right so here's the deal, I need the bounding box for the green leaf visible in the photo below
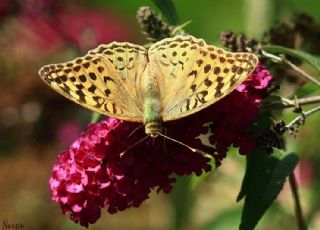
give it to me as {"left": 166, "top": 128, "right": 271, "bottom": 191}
{"left": 151, "top": 0, "right": 179, "bottom": 25}
{"left": 264, "top": 45, "right": 320, "bottom": 73}
{"left": 237, "top": 150, "right": 278, "bottom": 202}
{"left": 238, "top": 151, "right": 299, "bottom": 230}
{"left": 260, "top": 154, "right": 299, "bottom": 207}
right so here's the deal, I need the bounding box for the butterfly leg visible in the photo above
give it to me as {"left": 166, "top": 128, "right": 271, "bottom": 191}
{"left": 163, "top": 127, "right": 168, "bottom": 155}
{"left": 127, "top": 124, "right": 144, "bottom": 138}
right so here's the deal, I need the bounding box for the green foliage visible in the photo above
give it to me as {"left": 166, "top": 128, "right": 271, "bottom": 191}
{"left": 295, "top": 82, "right": 320, "bottom": 98}
{"left": 238, "top": 151, "right": 299, "bottom": 230}
{"left": 170, "top": 176, "right": 194, "bottom": 230}
{"left": 190, "top": 159, "right": 216, "bottom": 190}
{"left": 264, "top": 45, "right": 320, "bottom": 73}
{"left": 151, "top": 0, "right": 179, "bottom": 25}
{"left": 201, "top": 208, "right": 242, "bottom": 230}
{"left": 247, "top": 109, "right": 273, "bottom": 135}
{"left": 90, "top": 112, "right": 101, "bottom": 123}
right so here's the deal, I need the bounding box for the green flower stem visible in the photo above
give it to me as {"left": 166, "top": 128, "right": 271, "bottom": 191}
{"left": 285, "top": 105, "right": 320, "bottom": 130}
{"left": 289, "top": 173, "right": 307, "bottom": 230}
{"left": 262, "top": 95, "right": 320, "bottom": 110}
{"left": 261, "top": 50, "right": 320, "bottom": 87}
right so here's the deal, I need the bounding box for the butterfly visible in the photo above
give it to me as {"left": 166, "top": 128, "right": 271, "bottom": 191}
{"left": 39, "top": 35, "right": 258, "bottom": 138}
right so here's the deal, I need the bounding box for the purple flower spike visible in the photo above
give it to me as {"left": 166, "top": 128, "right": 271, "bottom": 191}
{"left": 49, "top": 62, "right": 273, "bottom": 227}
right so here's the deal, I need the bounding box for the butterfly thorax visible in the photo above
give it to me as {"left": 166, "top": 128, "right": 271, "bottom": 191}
{"left": 142, "top": 71, "right": 162, "bottom": 138}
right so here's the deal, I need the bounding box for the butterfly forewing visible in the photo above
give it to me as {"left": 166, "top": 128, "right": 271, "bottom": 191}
{"left": 39, "top": 35, "right": 259, "bottom": 126}
{"left": 88, "top": 42, "right": 147, "bottom": 108}
{"left": 39, "top": 42, "right": 148, "bottom": 122}
{"left": 148, "top": 35, "right": 258, "bottom": 121}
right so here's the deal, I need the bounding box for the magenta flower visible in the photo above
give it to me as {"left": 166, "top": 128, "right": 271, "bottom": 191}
{"left": 0, "top": 1, "right": 15, "bottom": 21}
{"left": 56, "top": 9, "right": 132, "bottom": 51}
{"left": 6, "top": 1, "right": 132, "bottom": 58}
{"left": 56, "top": 121, "right": 82, "bottom": 147}
{"left": 49, "top": 63, "right": 273, "bottom": 227}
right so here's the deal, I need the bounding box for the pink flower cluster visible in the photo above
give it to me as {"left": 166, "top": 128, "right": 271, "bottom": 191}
{"left": 49, "top": 63, "right": 273, "bottom": 227}
{"left": 50, "top": 118, "right": 211, "bottom": 227}
{"left": 208, "top": 63, "right": 273, "bottom": 161}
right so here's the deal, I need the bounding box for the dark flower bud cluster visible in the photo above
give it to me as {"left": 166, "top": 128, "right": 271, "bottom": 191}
{"left": 49, "top": 63, "right": 273, "bottom": 227}
{"left": 265, "top": 21, "right": 296, "bottom": 48}
{"left": 222, "top": 13, "right": 320, "bottom": 56}
{"left": 256, "top": 119, "right": 285, "bottom": 153}
{"left": 293, "top": 13, "right": 319, "bottom": 36}
{"left": 137, "top": 6, "right": 173, "bottom": 42}
{"left": 265, "top": 12, "right": 320, "bottom": 55}
{"left": 220, "top": 31, "right": 258, "bottom": 53}
{"left": 256, "top": 130, "right": 284, "bottom": 153}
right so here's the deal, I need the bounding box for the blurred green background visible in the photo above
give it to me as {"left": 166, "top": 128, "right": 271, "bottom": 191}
{"left": 1, "top": 0, "right": 320, "bottom": 229}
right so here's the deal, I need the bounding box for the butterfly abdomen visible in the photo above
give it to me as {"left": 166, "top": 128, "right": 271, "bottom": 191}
{"left": 142, "top": 71, "right": 162, "bottom": 137}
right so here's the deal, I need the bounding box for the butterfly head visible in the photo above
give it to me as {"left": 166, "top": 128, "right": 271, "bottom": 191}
{"left": 145, "top": 121, "right": 162, "bottom": 138}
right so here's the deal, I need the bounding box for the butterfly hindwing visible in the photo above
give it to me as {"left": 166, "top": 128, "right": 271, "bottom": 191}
{"left": 39, "top": 42, "right": 148, "bottom": 122}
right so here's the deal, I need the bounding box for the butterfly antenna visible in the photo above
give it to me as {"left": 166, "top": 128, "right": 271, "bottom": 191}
{"left": 156, "top": 132, "right": 198, "bottom": 153}
{"left": 127, "top": 124, "right": 144, "bottom": 138}
{"left": 120, "top": 135, "right": 149, "bottom": 157}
